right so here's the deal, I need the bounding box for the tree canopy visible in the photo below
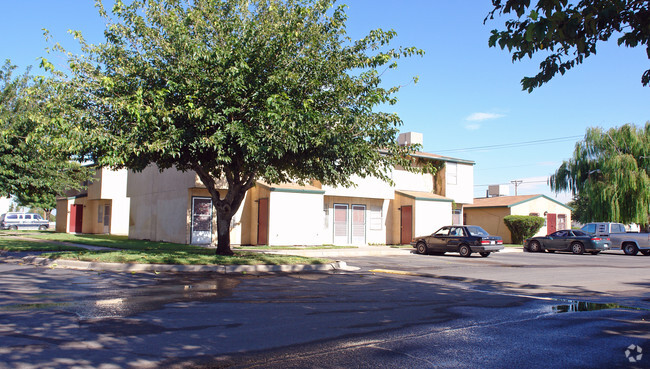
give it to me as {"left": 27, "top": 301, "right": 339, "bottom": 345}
{"left": 0, "top": 60, "right": 92, "bottom": 206}
{"left": 486, "top": 0, "right": 650, "bottom": 92}
{"left": 550, "top": 123, "right": 650, "bottom": 226}
{"left": 54, "top": 0, "right": 424, "bottom": 254}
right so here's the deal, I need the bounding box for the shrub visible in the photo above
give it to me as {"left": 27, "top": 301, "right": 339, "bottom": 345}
{"left": 503, "top": 215, "right": 545, "bottom": 244}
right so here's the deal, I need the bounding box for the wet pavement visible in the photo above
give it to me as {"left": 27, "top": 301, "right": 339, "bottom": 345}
{"left": 1, "top": 250, "right": 650, "bottom": 368}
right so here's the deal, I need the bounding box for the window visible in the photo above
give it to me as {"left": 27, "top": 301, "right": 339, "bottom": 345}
{"left": 24, "top": 214, "right": 32, "bottom": 220}
{"left": 98, "top": 205, "right": 104, "bottom": 223}
{"left": 529, "top": 212, "right": 539, "bottom": 217}
{"left": 582, "top": 224, "right": 596, "bottom": 234}
{"left": 370, "top": 206, "right": 382, "bottom": 230}
{"left": 434, "top": 227, "right": 450, "bottom": 236}
{"left": 558, "top": 214, "right": 566, "bottom": 230}
{"left": 446, "top": 162, "right": 457, "bottom": 185}
{"left": 7, "top": 214, "right": 17, "bottom": 220}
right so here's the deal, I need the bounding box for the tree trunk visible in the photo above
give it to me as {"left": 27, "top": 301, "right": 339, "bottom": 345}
{"left": 215, "top": 209, "right": 234, "bottom": 256}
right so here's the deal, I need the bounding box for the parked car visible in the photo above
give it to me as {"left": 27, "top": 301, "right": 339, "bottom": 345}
{"left": 0, "top": 212, "right": 50, "bottom": 230}
{"left": 525, "top": 229, "right": 610, "bottom": 255}
{"left": 411, "top": 225, "right": 503, "bottom": 257}
{"left": 581, "top": 222, "right": 650, "bottom": 256}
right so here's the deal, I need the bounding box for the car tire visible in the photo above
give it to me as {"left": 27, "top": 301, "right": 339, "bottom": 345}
{"left": 38, "top": 225, "right": 47, "bottom": 231}
{"left": 479, "top": 252, "right": 490, "bottom": 257}
{"left": 459, "top": 244, "right": 472, "bottom": 257}
{"left": 571, "top": 242, "right": 584, "bottom": 255}
{"left": 529, "top": 241, "right": 542, "bottom": 253}
{"left": 623, "top": 243, "right": 639, "bottom": 256}
{"left": 9, "top": 225, "right": 17, "bottom": 231}
{"left": 641, "top": 250, "right": 650, "bottom": 256}
{"left": 590, "top": 251, "right": 600, "bottom": 255}
{"left": 416, "top": 242, "right": 428, "bottom": 255}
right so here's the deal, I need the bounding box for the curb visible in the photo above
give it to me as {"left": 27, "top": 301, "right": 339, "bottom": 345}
{"left": 20, "top": 256, "right": 359, "bottom": 274}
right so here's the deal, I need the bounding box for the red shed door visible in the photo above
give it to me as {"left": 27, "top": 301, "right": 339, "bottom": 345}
{"left": 547, "top": 213, "right": 557, "bottom": 234}
{"left": 69, "top": 205, "right": 83, "bottom": 233}
{"left": 400, "top": 206, "right": 412, "bottom": 245}
{"left": 257, "top": 198, "right": 269, "bottom": 245}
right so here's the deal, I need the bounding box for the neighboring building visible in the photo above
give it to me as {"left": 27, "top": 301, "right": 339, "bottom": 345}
{"left": 126, "top": 132, "right": 476, "bottom": 246}
{"left": 463, "top": 194, "right": 573, "bottom": 244}
{"left": 55, "top": 168, "right": 130, "bottom": 235}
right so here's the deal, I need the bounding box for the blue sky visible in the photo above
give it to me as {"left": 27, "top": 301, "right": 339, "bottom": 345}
{"left": 1, "top": 0, "right": 649, "bottom": 204}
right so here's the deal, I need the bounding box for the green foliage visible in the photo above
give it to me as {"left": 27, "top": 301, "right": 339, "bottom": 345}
{"left": 0, "top": 60, "right": 93, "bottom": 204}
{"left": 55, "top": 0, "right": 424, "bottom": 254}
{"left": 485, "top": 0, "right": 650, "bottom": 92}
{"left": 550, "top": 123, "right": 650, "bottom": 226}
{"left": 503, "top": 215, "right": 545, "bottom": 244}
{"left": 566, "top": 195, "right": 590, "bottom": 224}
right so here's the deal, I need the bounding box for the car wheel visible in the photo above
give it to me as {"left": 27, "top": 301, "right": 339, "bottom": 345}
{"left": 416, "top": 242, "right": 428, "bottom": 255}
{"left": 479, "top": 252, "right": 490, "bottom": 257}
{"left": 623, "top": 243, "right": 639, "bottom": 256}
{"left": 641, "top": 250, "right": 650, "bottom": 256}
{"left": 9, "top": 225, "right": 17, "bottom": 231}
{"left": 590, "top": 251, "right": 600, "bottom": 255}
{"left": 571, "top": 242, "right": 584, "bottom": 255}
{"left": 529, "top": 241, "right": 542, "bottom": 253}
{"left": 458, "top": 244, "right": 472, "bottom": 257}
{"left": 38, "top": 225, "right": 47, "bottom": 231}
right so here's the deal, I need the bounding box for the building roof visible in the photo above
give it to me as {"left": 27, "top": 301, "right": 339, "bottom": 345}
{"left": 464, "top": 194, "right": 572, "bottom": 210}
{"left": 396, "top": 190, "right": 453, "bottom": 202}
{"left": 257, "top": 182, "right": 325, "bottom": 194}
{"left": 410, "top": 151, "right": 475, "bottom": 165}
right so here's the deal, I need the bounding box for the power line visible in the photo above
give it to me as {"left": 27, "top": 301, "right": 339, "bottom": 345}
{"left": 435, "top": 135, "right": 582, "bottom": 154}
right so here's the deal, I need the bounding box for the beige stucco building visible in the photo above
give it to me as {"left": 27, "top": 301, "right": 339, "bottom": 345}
{"left": 463, "top": 194, "right": 573, "bottom": 244}
{"left": 122, "top": 132, "right": 476, "bottom": 246}
{"left": 56, "top": 168, "right": 131, "bottom": 235}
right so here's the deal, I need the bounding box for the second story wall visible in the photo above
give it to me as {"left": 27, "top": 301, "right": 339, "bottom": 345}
{"left": 443, "top": 162, "right": 474, "bottom": 204}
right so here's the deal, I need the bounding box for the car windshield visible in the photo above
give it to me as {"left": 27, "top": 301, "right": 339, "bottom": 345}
{"left": 466, "top": 226, "right": 489, "bottom": 237}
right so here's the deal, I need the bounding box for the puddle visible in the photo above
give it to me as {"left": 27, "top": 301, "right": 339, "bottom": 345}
{"left": 552, "top": 300, "right": 647, "bottom": 313}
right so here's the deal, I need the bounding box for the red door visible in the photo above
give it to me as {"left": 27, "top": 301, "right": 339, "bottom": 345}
{"left": 69, "top": 205, "right": 83, "bottom": 233}
{"left": 400, "top": 206, "right": 412, "bottom": 245}
{"left": 547, "top": 213, "right": 557, "bottom": 234}
{"left": 257, "top": 198, "right": 269, "bottom": 245}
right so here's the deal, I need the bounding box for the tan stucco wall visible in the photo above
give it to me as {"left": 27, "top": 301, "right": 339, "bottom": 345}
{"left": 510, "top": 197, "right": 572, "bottom": 236}
{"left": 55, "top": 199, "right": 69, "bottom": 233}
{"left": 463, "top": 207, "right": 512, "bottom": 243}
{"left": 389, "top": 193, "right": 414, "bottom": 244}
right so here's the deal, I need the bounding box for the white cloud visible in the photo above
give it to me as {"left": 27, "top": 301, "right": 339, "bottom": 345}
{"left": 465, "top": 112, "right": 505, "bottom": 122}
{"left": 465, "top": 123, "right": 481, "bottom": 131}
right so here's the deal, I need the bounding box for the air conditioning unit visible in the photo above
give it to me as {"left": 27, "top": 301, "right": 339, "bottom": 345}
{"left": 488, "top": 184, "right": 509, "bottom": 197}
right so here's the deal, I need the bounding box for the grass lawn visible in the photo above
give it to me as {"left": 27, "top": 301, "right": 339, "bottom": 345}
{"left": 0, "top": 232, "right": 332, "bottom": 265}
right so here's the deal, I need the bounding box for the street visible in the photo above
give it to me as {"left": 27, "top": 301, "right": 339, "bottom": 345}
{"left": 1, "top": 250, "right": 649, "bottom": 368}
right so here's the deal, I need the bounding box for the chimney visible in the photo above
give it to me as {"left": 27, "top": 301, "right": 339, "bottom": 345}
{"left": 398, "top": 132, "right": 423, "bottom": 147}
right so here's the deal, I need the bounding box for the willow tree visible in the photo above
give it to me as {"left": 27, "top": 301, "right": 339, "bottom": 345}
{"left": 485, "top": 0, "right": 650, "bottom": 92}
{"left": 550, "top": 123, "right": 650, "bottom": 226}
{"left": 53, "top": 0, "right": 423, "bottom": 255}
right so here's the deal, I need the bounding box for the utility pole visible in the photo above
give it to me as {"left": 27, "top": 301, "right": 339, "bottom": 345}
{"left": 511, "top": 180, "right": 523, "bottom": 196}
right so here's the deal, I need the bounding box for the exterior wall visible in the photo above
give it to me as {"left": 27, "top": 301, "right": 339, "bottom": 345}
{"left": 464, "top": 207, "right": 513, "bottom": 243}
{"left": 444, "top": 162, "right": 474, "bottom": 204}
{"left": 413, "top": 199, "right": 452, "bottom": 237}
{"left": 322, "top": 174, "right": 395, "bottom": 199}
{"left": 392, "top": 167, "right": 435, "bottom": 193}
{"left": 510, "top": 198, "right": 572, "bottom": 237}
{"left": 389, "top": 194, "right": 414, "bottom": 244}
{"left": 268, "top": 190, "right": 324, "bottom": 246}
{"left": 55, "top": 198, "right": 69, "bottom": 233}
{"left": 323, "top": 196, "right": 388, "bottom": 245}
{"left": 127, "top": 166, "right": 197, "bottom": 244}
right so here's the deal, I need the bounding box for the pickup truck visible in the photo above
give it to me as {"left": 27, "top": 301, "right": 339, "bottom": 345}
{"left": 581, "top": 222, "right": 650, "bottom": 256}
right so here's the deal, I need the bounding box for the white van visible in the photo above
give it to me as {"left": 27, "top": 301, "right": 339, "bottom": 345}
{"left": 0, "top": 212, "right": 50, "bottom": 230}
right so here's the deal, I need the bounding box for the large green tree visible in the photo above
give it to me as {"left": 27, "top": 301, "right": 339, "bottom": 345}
{"left": 485, "top": 0, "right": 650, "bottom": 92}
{"left": 550, "top": 123, "right": 650, "bottom": 226}
{"left": 55, "top": 0, "right": 424, "bottom": 255}
{"left": 0, "top": 60, "right": 91, "bottom": 207}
